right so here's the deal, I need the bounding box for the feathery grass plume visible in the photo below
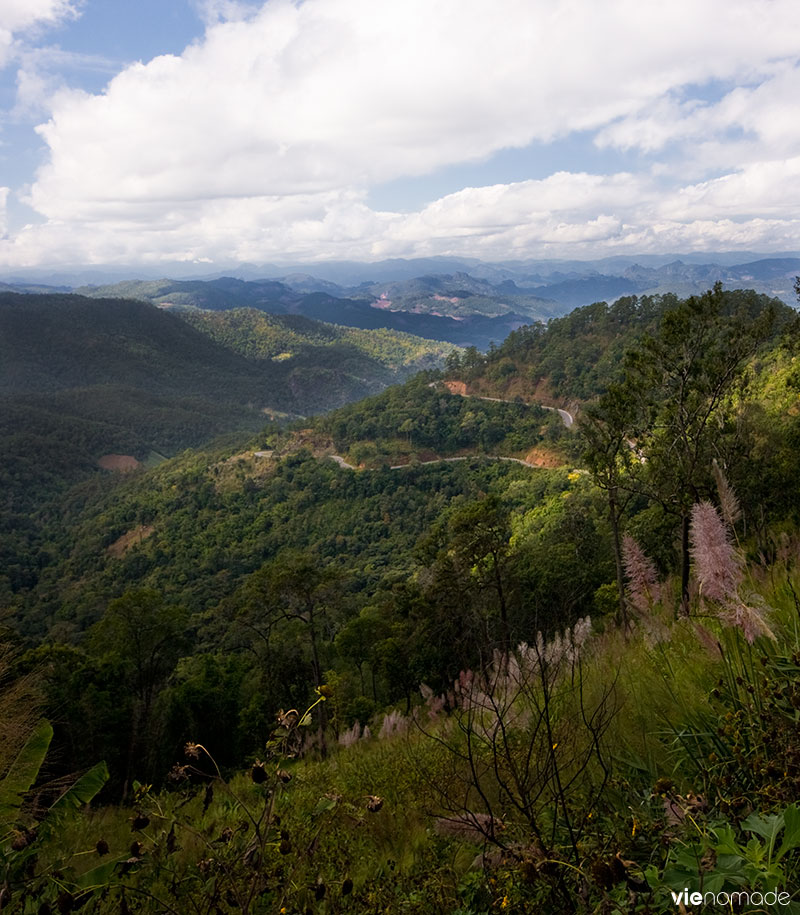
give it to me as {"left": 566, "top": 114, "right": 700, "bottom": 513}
{"left": 338, "top": 722, "right": 362, "bottom": 748}
{"left": 693, "top": 622, "right": 722, "bottom": 658}
{"left": 712, "top": 459, "right": 741, "bottom": 527}
{"left": 419, "top": 683, "right": 446, "bottom": 718}
{"left": 723, "top": 594, "right": 776, "bottom": 644}
{"left": 689, "top": 501, "right": 742, "bottom": 602}
{"left": 378, "top": 709, "right": 408, "bottom": 739}
{"left": 622, "top": 534, "right": 661, "bottom": 613}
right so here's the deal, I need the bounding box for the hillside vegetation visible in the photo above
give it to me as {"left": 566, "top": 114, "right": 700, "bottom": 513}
{"left": 0, "top": 292, "right": 455, "bottom": 620}
{"left": 444, "top": 287, "right": 795, "bottom": 405}
{"left": 3, "top": 284, "right": 800, "bottom": 913}
{"left": 178, "top": 307, "right": 455, "bottom": 374}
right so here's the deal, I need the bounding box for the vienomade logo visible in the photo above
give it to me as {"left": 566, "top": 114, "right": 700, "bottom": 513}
{"left": 670, "top": 888, "right": 792, "bottom": 908}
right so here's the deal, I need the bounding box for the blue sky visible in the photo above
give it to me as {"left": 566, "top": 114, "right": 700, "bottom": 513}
{"left": 1, "top": 0, "right": 800, "bottom": 269}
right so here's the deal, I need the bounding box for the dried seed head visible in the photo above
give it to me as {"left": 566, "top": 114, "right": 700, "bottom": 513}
{"left": 184, "top": 742, "right": 202, "bottom": 760}
{"left": 216, "top": 827, "right": 234, "bottom": 844}
{"left": 366, "top": 795, "right": 383, "bottom": 812}
{"left": 11, "top": 829, "right": 31, "bottom": 851}
{"left": 277, "top": 709, "right": 299, "bottom": 728}
{"left": 168, "top": 764, "right": 190, "bottom": 783}
{"left": 277, "top": 769, "right": 292, "bottom": 784}
{"left": 95, "top": 839, "right": 109, "bottom": 856}
{"left": 652, "top": 777, "right": 675, "bottom": 796}
{"left": 342, "top": 877, "right": 353, "bottom": 896}
{"left": 131, "top": 812, "right": 150, "bottom": 831}
{"left": 250, "top": 761, "right": 267, "bottom": 784}
{"left": 591, "top": 860, "right": 615, "bottom": 891}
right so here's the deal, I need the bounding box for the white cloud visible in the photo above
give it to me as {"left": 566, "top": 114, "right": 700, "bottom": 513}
{"left": 7, "top": 165, "right": 800, "bottom": 267}
{"left": 0, "top": 0, "right": 76, "bottom": 34}
{"left": 596, "top": 62, "right": 800, "bottom": 179}
{"left": 4, "top": 0, "right": 800, "bottom": 265}
{"left": 12, "top": 48, "right": 122, "bottom": 118}
{"left": 0, "top": 0, "right": 78, "bottom": 68}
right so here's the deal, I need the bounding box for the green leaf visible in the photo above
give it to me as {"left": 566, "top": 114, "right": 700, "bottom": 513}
{"left": 49, "top": 762, "right": 109, "bottom": 817}
{"left": 741, "top": 811, "right": 783, "bottom": 842}
{"left": 713, "top": 824, "right": 742, "bottom": 856}
{"left": 312, "top": 796, "right": 339, "bottom": 816}
{"left": 0, "top": 719, "right": 53, "bottom": 826}
{"left": 777, "top": 804, "right": 800, "bottom": 861}
{"left": 74, "top": 854, "right": 128, "bottom": 890}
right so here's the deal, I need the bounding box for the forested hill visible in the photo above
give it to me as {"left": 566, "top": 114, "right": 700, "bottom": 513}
{"left": 177, "top": 307, "right": 456, "bottom": 373}
{"left": 445, "top": 287, "right": 796, "bottom": 405}
{"left": 0, "top": 292, "right": 281, "bottom": 398}
{"left": 0, "top": 293, "right": 456, "bottom": 599}
{"left": 0, "top": 292, "right": 456, "bottom": 417}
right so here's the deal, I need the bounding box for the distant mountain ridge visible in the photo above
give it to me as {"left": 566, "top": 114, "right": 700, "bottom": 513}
{"left": 3, "top": 254, "right": 797, "bottom": 352}
{"left": 73, "top": 277, "right": 535, "bottom": 349}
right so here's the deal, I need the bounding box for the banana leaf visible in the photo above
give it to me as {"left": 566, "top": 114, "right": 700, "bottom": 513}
{"left": 0, "top": 719, "right": 53, "bottom": 826}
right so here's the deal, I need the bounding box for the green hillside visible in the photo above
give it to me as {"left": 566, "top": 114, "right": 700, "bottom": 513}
{"left": 4, "top": 284, "right": 800, "bottom": 914}
{"left": 178, "top": 306, "right": 456, "bottom": 376}
{"left": 0, "top": 293, "right": 456, "bottom": 612}
{"left": 446, "top": 287, "right": 795, "bottom": 405}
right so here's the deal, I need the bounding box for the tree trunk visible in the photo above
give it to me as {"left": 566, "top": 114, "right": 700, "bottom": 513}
{"left": 608, "top": 491, "right": 629, "bottom": 630}
{"left": 680, "top": 513, "right": 691, "bottom": 617}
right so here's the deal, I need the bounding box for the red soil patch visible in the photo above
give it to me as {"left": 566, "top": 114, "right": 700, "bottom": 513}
{"left": 97, "top": 454, "right": 142, "bottom": 472}
{"left": 444, "top": 380, "right": 469, "bottom": 395}
{"left": 107, "top": 525, "right": 155, "bottom": 558}
{"left": 524, "top": 447, "right": 564, "bottom": 468}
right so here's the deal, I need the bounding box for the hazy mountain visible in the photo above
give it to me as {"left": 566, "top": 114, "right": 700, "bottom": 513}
{"left": 74, "top": 277, "right": 535, "bottom": 348}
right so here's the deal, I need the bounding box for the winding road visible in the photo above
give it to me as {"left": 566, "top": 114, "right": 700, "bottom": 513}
{"left": 328, "top": 453, "right": 545, "bottom": 472}
{"left": 451, "top": 392, "right": 574, "bottom": 428}
{"left": 327, "top": 386, "right": 575, "bottom": 472}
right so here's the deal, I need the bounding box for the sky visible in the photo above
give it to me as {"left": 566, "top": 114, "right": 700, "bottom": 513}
{"left": 1, "top": 0, "right": 800, "bottom": 270}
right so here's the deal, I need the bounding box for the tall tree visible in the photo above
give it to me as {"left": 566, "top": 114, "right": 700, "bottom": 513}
{"left": 90, "top": 589, "right": 188, "bottom": 794}
{"left": 592, "top": 285, "right": 782, "bottom": 613}
{"left": 580, "top": 383, "right": 639, "bottom": 626}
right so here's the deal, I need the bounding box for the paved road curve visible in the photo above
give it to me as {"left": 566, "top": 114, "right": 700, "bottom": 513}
{"left": 454, "top": 392, "right": 574, "bottom": 428}
{"left": 329, "top": 453, "right": 545, "bottom": 472}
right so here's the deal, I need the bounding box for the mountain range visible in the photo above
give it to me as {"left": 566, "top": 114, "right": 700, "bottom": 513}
{"left": 2, "top": 253, "right": 797, "bottom": 351}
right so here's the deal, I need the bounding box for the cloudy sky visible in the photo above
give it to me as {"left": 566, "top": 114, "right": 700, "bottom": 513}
{"left": 1, "top": 0, "right": 800, "bottom": 269}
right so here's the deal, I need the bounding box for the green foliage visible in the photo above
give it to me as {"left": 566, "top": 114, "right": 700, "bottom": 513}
{"left": 0, "top": 708, "right": 109, "bottom": 912}
{"left": 179, "top": 306, "right": 458, "bottom": 373}
{"left": 657, "top": 803, "right": 800, "bottom": 911}
{"left": 321, "top": 373, "right": 550, "bottom": 463}
{"left": 0, "top": 719, "right": 53, "bottom": 828}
